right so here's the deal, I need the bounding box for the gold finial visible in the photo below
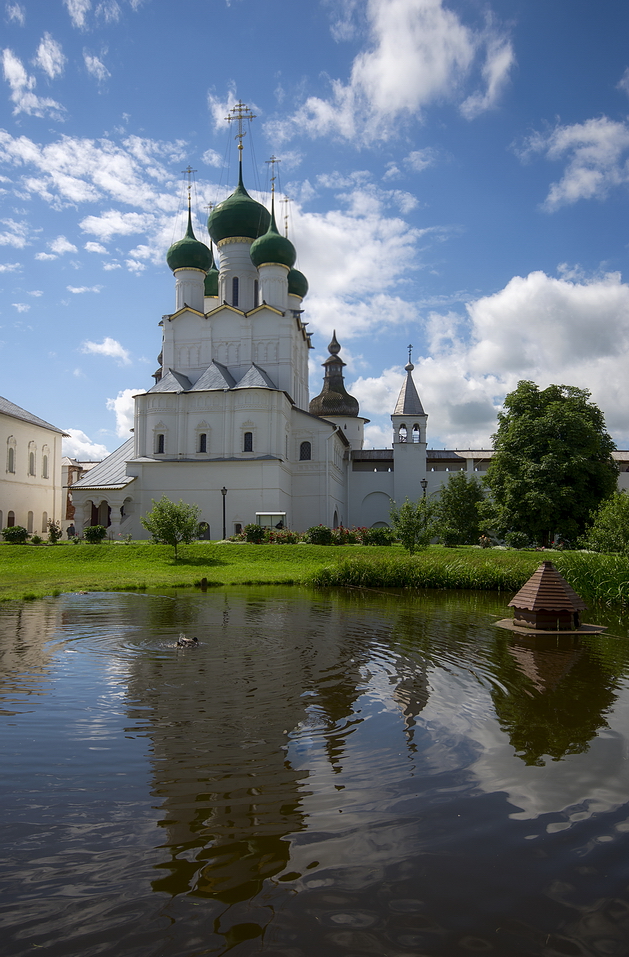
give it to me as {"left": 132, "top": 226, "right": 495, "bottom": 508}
{"left": 265, "top": 154, "right": 280, "bottom": 193}
{"left": 282, "top": 194, "right": 291, "bottom": 238}
{"left": 226, "top": 100, "right": 257, "bottom": 153}
{"left": 181, "top": 165, "right": 197, "bottom": 208}
{"left": 408, "top": 343, "right": 413, "bottom": 364}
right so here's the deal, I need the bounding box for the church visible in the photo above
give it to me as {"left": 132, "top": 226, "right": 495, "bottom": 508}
{"left": 70, "top": 128, "right": 629, "bottom": 540}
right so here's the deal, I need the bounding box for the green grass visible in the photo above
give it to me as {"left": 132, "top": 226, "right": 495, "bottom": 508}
{"left": 1, "top": 541, "right": 628, "bottom": 607}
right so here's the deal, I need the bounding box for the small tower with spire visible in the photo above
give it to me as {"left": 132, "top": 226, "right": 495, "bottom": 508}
{"left": 166, "top": 167, "right": 212, "bottom": 313}
{"left": 309, "top": 332, "right": 368, "bottom": 449}
{"left": 391, "top": 347, "right": 429, "bottom": 501}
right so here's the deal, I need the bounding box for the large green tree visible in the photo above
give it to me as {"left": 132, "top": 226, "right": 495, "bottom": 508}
{"left": 435, "top": 470, "right": 484, "bottom": 545}
{"left": 141, "top": 496, "right": 201, "bottom": 559}
{"left": 390, "top": 497, "right": 437, "bottom": 554}
{"left": 483, "top": 381, "right": 618, "bottom": 546}
{"left": 581, "top": 491, "right": 629, "bottom": 555}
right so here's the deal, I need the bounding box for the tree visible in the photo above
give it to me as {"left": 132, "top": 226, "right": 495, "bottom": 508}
{"left": 390, "top": 497, "right": 436, "bottom": 555}
{"left": 141, "top": 496, "right": 201, "bottom": 559}
{"left": 435, "top": 470, "right": 484, "bottom": 545}
{"left": 581, "top": 492, "right": 629, "bottom": 555}
{"left": 47, "top": 519, "right": 63, "bottom": 544}
{"left": 484, "top": 381, "right": 618, "bottom": 546}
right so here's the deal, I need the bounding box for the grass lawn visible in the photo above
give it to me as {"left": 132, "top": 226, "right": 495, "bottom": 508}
{"left": 2, "top": 539, "right": 627, "bottom": 606}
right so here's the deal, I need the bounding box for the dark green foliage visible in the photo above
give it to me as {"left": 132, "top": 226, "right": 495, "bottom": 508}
{"left": 83, "top": 525, "right": 107, "bottom": 544}
{"left": 140, "top": 497, "right": 200, "bottom": 558}
{"left": 390, "top": 498, "right": 436, "bottom": 554}
{"left": 435, "top": 470, "right": 484, "bottom": 545}
{"left": 361, "top": 526, "right": 395, "bottom": 546}
{"left": 31, "top": 535, "right": 43, "bottom": 545}
{"left": 47, "top": 520, "right": 63, "bottom": 544}
{"left": 484, "top": 381, "right": 618, "bottom": 545}
{"left": 504, "top": 531, "right": 530, "bottom": 549}
{"left": 2, "top": 525, "right": 29, "bottom": 544}
{"left": 581, "top": 492, "right": 629, "bottom": 555}
{"left": 306, "top": 524, "right": 333, "bottom": 545}
{"left": 244, "top": 523, "right": 267, "bottom": 543}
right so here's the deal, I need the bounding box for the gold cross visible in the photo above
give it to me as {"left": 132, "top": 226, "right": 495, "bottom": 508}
{"left": 225, "top": 100, "right": 256, "bottom": 152}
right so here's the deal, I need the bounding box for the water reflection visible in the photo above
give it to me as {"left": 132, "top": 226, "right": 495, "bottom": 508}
{"left": 1, "top": 588, "right": 629, "bottom": 956}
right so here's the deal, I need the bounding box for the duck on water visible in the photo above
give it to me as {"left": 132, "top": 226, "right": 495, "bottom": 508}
{"left": 176, "top": 634, "right": 199, "bottom": 648}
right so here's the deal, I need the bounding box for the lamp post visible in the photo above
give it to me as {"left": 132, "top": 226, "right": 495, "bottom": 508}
{"left": 421, "top": 478, "right": 428, "bottom": 498}
{"left": 221, "top": 487, "right": 227, "bottom": 540}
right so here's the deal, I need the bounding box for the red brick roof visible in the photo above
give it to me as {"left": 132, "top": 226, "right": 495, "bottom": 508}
{"left": 508, "top": 561, "right": 587, "bottom": 612}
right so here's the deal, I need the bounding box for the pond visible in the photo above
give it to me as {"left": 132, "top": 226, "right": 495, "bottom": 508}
{"left": 2, "top": 587, "right": 629, "bottom": 957}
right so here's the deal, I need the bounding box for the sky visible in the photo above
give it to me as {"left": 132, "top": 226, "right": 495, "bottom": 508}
{"left": 3, "top": 0, "right": 629, "bottom": 458}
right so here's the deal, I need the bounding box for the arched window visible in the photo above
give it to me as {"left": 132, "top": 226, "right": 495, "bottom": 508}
{"left": 29, "top": 452, "right": 35, "bottom": 475}
{"left": 156, "top": 434, "right": 165, "bottom": 454}
{"left": 198, "top": 433, "right": 207, "bottom": 453}
{"left": 243, "top": 431, "right": 253, "bottom": 452}
{"left": 27, "top": 511, "right": 33, "bottom": 533}
{"left": 42, "top": 511, "right": 48, "bottom": 531}
{"left": 7, "top": 511, "right": 15, "bottom": 527}
{"left": 7, "top": 447, "right": 14, "bottom": 473}
{"left": 42, "top": 455, "right": 49, "bottom": 478}
{"left": 232, "top": 276, "right": 239, "bottom": 307}
{"left": 254, "top": 279, "right": 259, "bottom": 307}
{"left": 299, "top": 441, "right": 312, "bottom": 461}
{"left": 398, "top": 424, "right": 407, "bottom": 443}
{"left": 412, "top": 424, "right": 420, "bottom": 443}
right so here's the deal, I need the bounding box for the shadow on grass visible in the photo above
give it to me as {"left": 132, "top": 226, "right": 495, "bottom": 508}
{"left": 170, "top": 553, "right": 230, "bottom": 567}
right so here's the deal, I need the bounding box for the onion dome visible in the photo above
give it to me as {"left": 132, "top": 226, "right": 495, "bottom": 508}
{"left": 208, "top": 163, "right": 271, "bottom": 244}
{"left": 166, "top": 207, "right": 213, "bottom": 273}
{"left": 204, "top": 245, "right": 219, "bottom": 297}
{"left": 250, "top": 199, "right": 296, "bottom": 268}
{"left": 309, "top": 331, "right": 359, "bottom": 417}
{"left": 288, "top": 267, "right": 308, "bottom": 299}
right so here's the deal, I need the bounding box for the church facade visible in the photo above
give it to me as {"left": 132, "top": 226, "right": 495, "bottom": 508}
{"left": 70, "top": 161, "right": 629, "bottom": 540}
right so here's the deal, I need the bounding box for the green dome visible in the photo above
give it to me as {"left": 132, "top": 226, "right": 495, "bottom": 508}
{"left": 250, "top": 203, "right": 296, "bottom": 268}
{"left": 166, "top": 209, "right": 212, "bottom": 273}
{"left": 288, "top": 267, "right": 308, "bottom": 299}
{"left": 204, "top": 246, "right": 219, "bottom": 296}
{"left": 208, "top": 165, "right": 271, "bottom": 244}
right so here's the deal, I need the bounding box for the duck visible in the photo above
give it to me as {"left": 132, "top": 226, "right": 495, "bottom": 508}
{"left": 176, "top": 634, "right": 199, "bottom": 648}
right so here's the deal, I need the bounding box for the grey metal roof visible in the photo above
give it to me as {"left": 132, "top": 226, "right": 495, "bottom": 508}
{"left": 234, "top": 363, "right": 278, "bottom": 390}
{"left": 393, "top": 370, "right": 425, "bottom": 416}
{"left": 352, "top": 450, "right": 394, "bottom": 460}
{"left": 147, "top": 369, "right": 192, "bottom": 393}
{"left": 191, "top": 361, "right": 236, "bottom": 391}
{"left": 0, "top": 395, "right": 69, "bottom": 435}
{"left": 71, "top": 437, "right": 135, "bottom": 490}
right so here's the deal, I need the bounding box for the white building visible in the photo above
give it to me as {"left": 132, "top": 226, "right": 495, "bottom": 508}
{"left": 70, "top": 161, "right": 629, "bottom": 540}
{"left": 0, "top": 396, "right": 67, "bottom": 534}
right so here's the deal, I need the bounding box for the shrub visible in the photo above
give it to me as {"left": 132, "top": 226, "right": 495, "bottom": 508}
{"left": 2, "top": 525, "right": 29, "bottom": 544}
{"left": 84, "top": 524, "right": 108, "bottom": 544}
{"left": 479, "top": 535, "right": 493, "bottom": 548}
{"left": 439, "top": 526, "right": 461, "bottom": 547}
{"left": 306, "top": 524, "right": 333, "bottom": 545}
{"left": 361, "top": 526, "right": 394, "bottom": 546}
{"left": 390, "top": 498, "right": 436, "bottom": 555}
{"left": 47, "top": 519, "right": 63, "bottom": 544}
{"left": 505, "top": 530, "right": 530, "bottom": 549}
{"left": 244, "top": 523, "right": 267, "bottom": 544}
{"left": 31, "top": 535, "right": 43, "bottom": 545}
{"left": 267, "top": 528, "right": 302, "bottom": 544}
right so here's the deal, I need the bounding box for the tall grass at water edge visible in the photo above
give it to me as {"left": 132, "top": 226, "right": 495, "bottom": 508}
{"left": 308, "top": 550, "right": 629, "bottom": 608}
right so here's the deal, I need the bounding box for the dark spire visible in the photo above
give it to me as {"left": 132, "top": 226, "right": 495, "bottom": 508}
{"left": 309, "top": 331, "right": 359, "bottom": 417}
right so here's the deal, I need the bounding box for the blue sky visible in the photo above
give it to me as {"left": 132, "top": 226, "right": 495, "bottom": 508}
{"left": 2, "top": 0, "right": 629, "bottom": 458}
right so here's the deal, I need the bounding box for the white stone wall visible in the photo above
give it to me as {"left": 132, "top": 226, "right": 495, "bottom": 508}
{"left": 0, "top": 412, "right": 64, "bottom": 534}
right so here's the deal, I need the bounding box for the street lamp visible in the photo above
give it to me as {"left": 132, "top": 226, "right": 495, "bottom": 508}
{"left": 420, "top": 478, "right": 428, "bottom": 498}
{"left": 221, "top": 486, "right": 227, "bottom": 540}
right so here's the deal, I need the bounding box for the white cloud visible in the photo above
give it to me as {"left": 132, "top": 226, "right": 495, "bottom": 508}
{"left": 0, "top": 261, "right": 20, "bottom": 271}
{"left": 354, "top": 269, "right": 629, "bottom": 449}
{"left": 102, "top": 260, "right": 121, "bottom": 270}
{"left": 34, "top": 252, "right": 56, "bottom": 260}
{"left": 68, "top": 284, "right": 102, "bottom": 293}
{"left": 63, "top": 428, "right": 110, "bottom": 459}
{"left": 201, "top": 148, "right": 224, "bottom": 168}
{"left": 84, "top": 240, "right": 108, "bottom": 253}
{"left": 82, "top": 336, "right": 130, "bottom": 364}
{"left": 28, "top": 289, "right": 43, "bottom": 296}
{"left": 404, "top": 148, "right": 439, "bottom": 172}
{"left": 125, "top": 258, "right": 145, "bottom": 272}
{"left": 518, "top": 117, "right": 629, "bottom": 210}
{"left": 0, "top": 217, "right": 28, "bottom": 246}
{"left": 5, "top": 3, "right": 25, "bottom": 26}
{"left": 84, "top": 52, "right": 110, "bottom": 82}
{"left": 80, "top": 209, "right": 155, "bottom": 240}
{"left": 33, "top": 33, "right": 66, "bottom": 80}
{"left": 1, "top": 48, "right": 65, "bottom": 118}
{"left": 268, "top": 0, "right": 513, "bottom": 144}
{"left": 51, "top": 235, "right": 78, "bottom": 254}
{"left": 12, "top": 301, "right": 29, "bottom": 311}
{"left": 207, "top": 84, "right": 240, "bottom": 130}
{"left": 617, "top": 67, "right": 629, "bottom": 97}
{"left": 106, "top": 386, "right": 145, "bottom": 436}
{"left": 65, "top": 0, "right": 91, "bottom": 30}
{"left": 96, "top": 1, "right": 120, "bottom": 23}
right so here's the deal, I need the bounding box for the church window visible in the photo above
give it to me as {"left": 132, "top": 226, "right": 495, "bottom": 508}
{"left": 29, "top": 452, "right": 35, "bottom": 475}
{"left": 232, "top": 276, "right": 239, "bottom": 307}
{"left": 27, "top": 511, "right": 33, "bottom": 533}
{"left": 7, "top": 446, "right": 14, "bottom": 473}
{"left": 198, "top": 433, "right": 207, "bottom": 453}
{"left": 299, "top": 441, "right": 312, "bottom": 461}
{"left": 156, "top": 434, "right": 165, "bottom": 454}
{"left": 0, "top": 511, "right": 3, "bottom": 529}
{"left": 42, "top": 511, "right": 47, "bottom": 531}
{"left": 7, "top": 511, "right": 15, "bottom": 527}
{"left": 398, "top": 424, "right": 407, "bottom": 443}
{"left": 412, "top": 424, "right": 420, "bottom": 443}
{"left": 243, "top": 431, "right": 253, "bottom": 452}
{"left": 254, "top": 279, "right": 259, "bottom": 307}
{"left": 42, "top": 455, "right": 49, "bottom": 478}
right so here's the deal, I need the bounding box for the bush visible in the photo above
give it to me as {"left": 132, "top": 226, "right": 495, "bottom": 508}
{"left": 306, "top": 524, "right": 333, "bottom": 545}
{"left": 267, "top": 528, "right": 302, "bottom": 544}
{"left": 244, "top": 523, "right": 267, "bottom": 544}
{"left": 2, "top": 525, "right": 29, "bottom": 544}
{"left": 31, "top": 535, "right": 43, "bottom": 545}
{"left": 390, "top": 498, "right": 436, "bottom": 555}
{"left": 479, "top": 535, "right": 493, "bottom": 548}
{"left": 84, "top": 525, "right": 108, "bottom": 544}
{"left": 505, "top": 530, "right": 530, "bottom": 549}
{"left": 361, "top": 526, "right": 394, "bottom": 546}
{"left": 439, "top": 526, "right": 461, "bottom": 547}
{"left": 47, "top": 519, "right": 63, "bottom": 544}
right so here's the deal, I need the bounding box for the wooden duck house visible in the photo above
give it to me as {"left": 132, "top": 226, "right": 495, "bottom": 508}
{"left": 496, "top": 561, "right": 605, "bottom": 635}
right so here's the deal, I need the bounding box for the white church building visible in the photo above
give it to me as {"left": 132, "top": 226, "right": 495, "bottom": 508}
{"left": 70, "top": 151, "right": 629, "bottom": 540}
